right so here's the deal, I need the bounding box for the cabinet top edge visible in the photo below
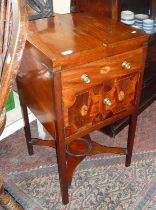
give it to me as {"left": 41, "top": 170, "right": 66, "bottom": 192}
{"left": 27, "top": 12, "right": 149, "bottom": 62}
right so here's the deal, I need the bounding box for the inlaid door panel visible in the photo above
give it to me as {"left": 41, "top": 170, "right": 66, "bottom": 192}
{"left": 65, "top": 84, "right": 103, "bottom": 136}
{"left": 102, "top": 73, "right": 139, "bottom": 119}
{"left": 64, "top": 73, "right": 139, "bottom": 136}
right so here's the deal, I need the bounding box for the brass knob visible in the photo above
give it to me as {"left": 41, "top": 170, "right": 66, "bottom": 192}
{"left": 103, "top": 98, "right": 112, "bottom": 106}
{"left": 81, "top": 74, "right": 91, "bottom": 84}
{"left": 122, "top": 61, "right": 131, "bottom": 70}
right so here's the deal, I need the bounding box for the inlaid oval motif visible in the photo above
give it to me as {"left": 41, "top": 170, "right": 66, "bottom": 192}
{"left": 80, "top": 105, "right": 88, "bottom": 117}
{"left": 100, "top": 66, "right": 111, "bottom": 74}
{"left": 118, "top": 90, "right": 125, "bottom": 101}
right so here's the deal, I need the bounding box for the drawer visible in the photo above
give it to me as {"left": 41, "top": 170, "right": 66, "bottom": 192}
{"left": 64, "top": 73, "right": 139, "bottom": 136}
{"left": 61, "top": 48, "right": 143, "bottom": 102}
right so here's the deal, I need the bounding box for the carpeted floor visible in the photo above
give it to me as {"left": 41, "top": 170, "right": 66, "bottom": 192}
{"left": 4, "top": 150, "right": 156, "bottom": 210}
{"left": 0, "top": 101, "right": 156, "bottom": 209}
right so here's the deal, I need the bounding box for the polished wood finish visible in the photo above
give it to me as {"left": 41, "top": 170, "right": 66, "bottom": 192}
{"left": 0, "top": 0, "right": 28, "bottom": 209}
{"left": 66, "top": 134, "right": 126, "bottom": 186}
{"left": 95, "top": 0, "right": 156, "bottom": 137}
{"left": 53, "top": 70, "right": 69, "bottom": 204}
{"left": 17, "top": 12, "right": 148, "bottom": 204}
{"left": 64, "top": 73, "right": 139, "bottom": 136}
{"left": 76, "top": 0, "right": 156, "bottom": 137}
{"left": 16, "top": 83, "right": 34, "bottom": 155}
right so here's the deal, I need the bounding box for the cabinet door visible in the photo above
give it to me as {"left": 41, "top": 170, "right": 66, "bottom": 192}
{"left": 65, "top": 73, "right": 139, "bottom": 136}
{"left": 102, "top": 73, "right": 139, "bottom": 119}
{"left": 66, "top": 84, "right": 103, "bottom": 134}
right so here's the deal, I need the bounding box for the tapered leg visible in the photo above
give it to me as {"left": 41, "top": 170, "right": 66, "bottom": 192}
{"left": 16, "top": 79, "right": 34, "bottom": 155}
{"left": 22, "top": 102, "right": 34, "bottom": 155}
{"left": 53, "top": 71, "right": 69, "bottom": 204}
{"left": 126, "top": 113, "right": 137, "bottom": 167}
{"left": 126, "top": 47, "right": 147, "bottom": 167}
{"left": 55, "top": 136, "right": 69, "bottom": 205}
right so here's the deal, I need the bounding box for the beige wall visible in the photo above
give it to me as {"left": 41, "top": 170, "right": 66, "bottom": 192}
{"left": 53, "top": 0, "right": 71, "bottom": 14}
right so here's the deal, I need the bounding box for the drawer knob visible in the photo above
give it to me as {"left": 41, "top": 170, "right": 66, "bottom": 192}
{"left": 81, "top": 74, "right": 91, "bottom": 84}
{"left": 122, "top": 61, "right": 131, "bottom": 70}
{"left": 103, "top": 98, "right": 112, "bottom": 106}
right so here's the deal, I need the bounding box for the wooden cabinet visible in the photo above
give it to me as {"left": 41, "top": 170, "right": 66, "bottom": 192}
{"left": 72, "top": 0, "right": 156, "bottom": 136}
{"left": 64, "top": 72, "right": 139, "bottom": 136}
{"left": 62, "top": 48, "right": 143, "bottom": 136}
{"left": 71, "top": 0, "right": 120, "bottom": 19}
{"left": 103, "top": 0, "right": 156, "bottom": 136}
{"left": 17, "top": 13, "right": 148, "bottom": 204}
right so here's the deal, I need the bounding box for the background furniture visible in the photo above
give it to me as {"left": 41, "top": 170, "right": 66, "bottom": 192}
{"left": 72, "top": 0, "right": 156, "bottom": 137}
{"left": 71, "top": 0, "right": 120, "bottom": 19}
{"left": 0, "top": 0, "right": 27, "bottom": 208}
{"left": 17, "top": 11, "right": 148, "bottom": 204}
{"left": 121, "top": 0, "right": 151, "bottom": 15}
{"left": 28, "top": 0, "right": 53, "bottom": 20}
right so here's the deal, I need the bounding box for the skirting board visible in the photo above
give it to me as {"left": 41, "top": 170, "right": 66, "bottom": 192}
{"left": 0, "top": 113, "right": 36, "bottom": 141}
{"left": 0, "top": 92, "right": 36, "bottom": 141}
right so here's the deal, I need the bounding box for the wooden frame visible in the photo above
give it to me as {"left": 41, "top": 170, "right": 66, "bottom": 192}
{"left": 0, "top": 0, "right": 28, "bottom": 117}
{"left": 0, "top": 0, "right": 28, "bottom": 209}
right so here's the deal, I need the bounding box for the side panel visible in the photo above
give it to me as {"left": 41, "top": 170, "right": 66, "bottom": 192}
{"left": 17, "top": 41, "right": 56, "bottom": 138}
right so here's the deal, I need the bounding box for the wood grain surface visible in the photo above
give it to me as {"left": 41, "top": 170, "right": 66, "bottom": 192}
{"left": 17, "top": 10, "right": 148, "bottom": 204}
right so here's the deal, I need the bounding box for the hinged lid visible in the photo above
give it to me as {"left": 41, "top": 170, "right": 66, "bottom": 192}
{"left": 28, "top": 13, "right": 148, "bottom": 69}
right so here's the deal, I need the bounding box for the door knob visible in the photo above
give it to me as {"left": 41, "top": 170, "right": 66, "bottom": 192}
{"left": 122, "top": 61, "right": 131, "bottom": 70}
{"left": 81, "top": 74, "right": 91, "bottom": 84}
{"left": 103, "top": 98, "right": 112, "bottom": 106}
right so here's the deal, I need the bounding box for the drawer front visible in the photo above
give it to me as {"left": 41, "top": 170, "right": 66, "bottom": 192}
{"left": 61, "top": 48, "right": 143, "bottom": 101}
{"left": 64, "top": 73, "right": 139, "bottom": 136}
